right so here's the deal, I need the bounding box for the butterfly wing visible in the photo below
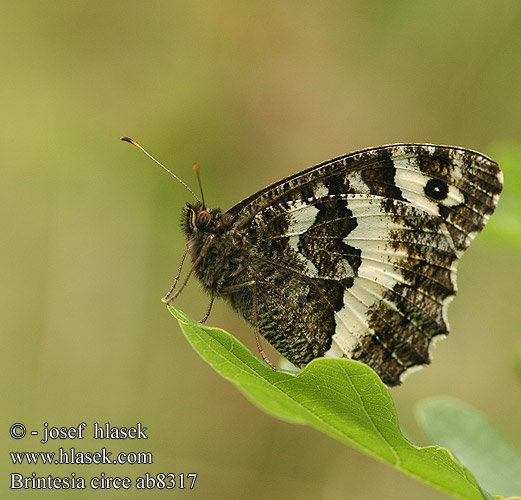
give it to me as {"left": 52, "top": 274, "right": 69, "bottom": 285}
{"left": 227, "top": 144, "right": 502, "bottom": 385}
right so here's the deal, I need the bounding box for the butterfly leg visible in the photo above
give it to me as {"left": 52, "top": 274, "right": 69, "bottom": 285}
{"left": 199, "top": 296, "right": 215, "bottom": 323}
{"left": 162, "top": 235, "right": 215, "bottom": 304}
{"left": 162, "top": 253, "right": 200, "bottom": 304}
{"left": 221, "top": 280, "right": 276, "bottom": 371}
{"left": 162, "top": 246, "right": 188, "bottom": 302}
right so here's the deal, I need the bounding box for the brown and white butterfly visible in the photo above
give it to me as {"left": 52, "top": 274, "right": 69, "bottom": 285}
{"left": 123, "top": 139, "right": 502, "bottom": 386}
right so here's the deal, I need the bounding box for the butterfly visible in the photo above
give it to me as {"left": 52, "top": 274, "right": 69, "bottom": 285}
{"left": 122, "top": 138, "right": 503, "bottom": 386}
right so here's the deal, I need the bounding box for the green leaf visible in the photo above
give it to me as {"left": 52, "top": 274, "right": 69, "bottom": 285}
{"left": 416, "top": 398, "right": 521, "bottom": 499}
{"left": 168, "top": 304, "right": 493, "bottom": 500}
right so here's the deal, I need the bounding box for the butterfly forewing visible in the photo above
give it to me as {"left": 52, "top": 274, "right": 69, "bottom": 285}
{"left": 225, "top": 144, "right": 502, "bottom": 386}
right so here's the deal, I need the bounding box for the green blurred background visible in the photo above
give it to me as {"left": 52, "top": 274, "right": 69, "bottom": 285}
{"left": 2, "top": 1, "right": 520, "bottom": 499}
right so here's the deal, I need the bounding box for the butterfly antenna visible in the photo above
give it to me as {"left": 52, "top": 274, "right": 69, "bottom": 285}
{"left": 193, "top": 163, "right": 206, "bottom": 208}
{"left": 120, "top": 136, "right": 201, "bottom": 203}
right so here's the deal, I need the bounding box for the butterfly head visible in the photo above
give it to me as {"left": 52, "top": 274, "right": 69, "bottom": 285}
{"left": 183, "top": 202, "right": 213, "bottom": 231}
{"left": 182, "top": 202, "right": 231, "bottom": 242}
{"left": 182, "top": 202, "right": 238, "bottom": 273}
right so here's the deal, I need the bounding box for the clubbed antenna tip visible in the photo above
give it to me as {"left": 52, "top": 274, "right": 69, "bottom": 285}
{"left": 120, "top": 136, "right": 201, "bottom": 203}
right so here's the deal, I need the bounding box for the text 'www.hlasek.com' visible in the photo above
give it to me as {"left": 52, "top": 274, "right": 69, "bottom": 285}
{"left": 9, "top": 422, "right": 197, "bottom": 491}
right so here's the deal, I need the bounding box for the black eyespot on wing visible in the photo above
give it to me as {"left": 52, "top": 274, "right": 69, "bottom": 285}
{"left": 424, "top": 178, "right": 448, "bottom": 201}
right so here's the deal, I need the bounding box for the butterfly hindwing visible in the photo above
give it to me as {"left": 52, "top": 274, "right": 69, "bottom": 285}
{"left": 227, "top": 144, "right": 502, "bottom": 386}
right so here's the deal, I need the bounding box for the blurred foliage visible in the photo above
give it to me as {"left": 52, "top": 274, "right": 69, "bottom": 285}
{"left": 487, "top": 143, "right": 521, "bottom": 250}
{"left": 515, "top": 346, "right": 521, "bottom": 384}
{"left": 416, "top": 398, "right": 521, "bottom": 498}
